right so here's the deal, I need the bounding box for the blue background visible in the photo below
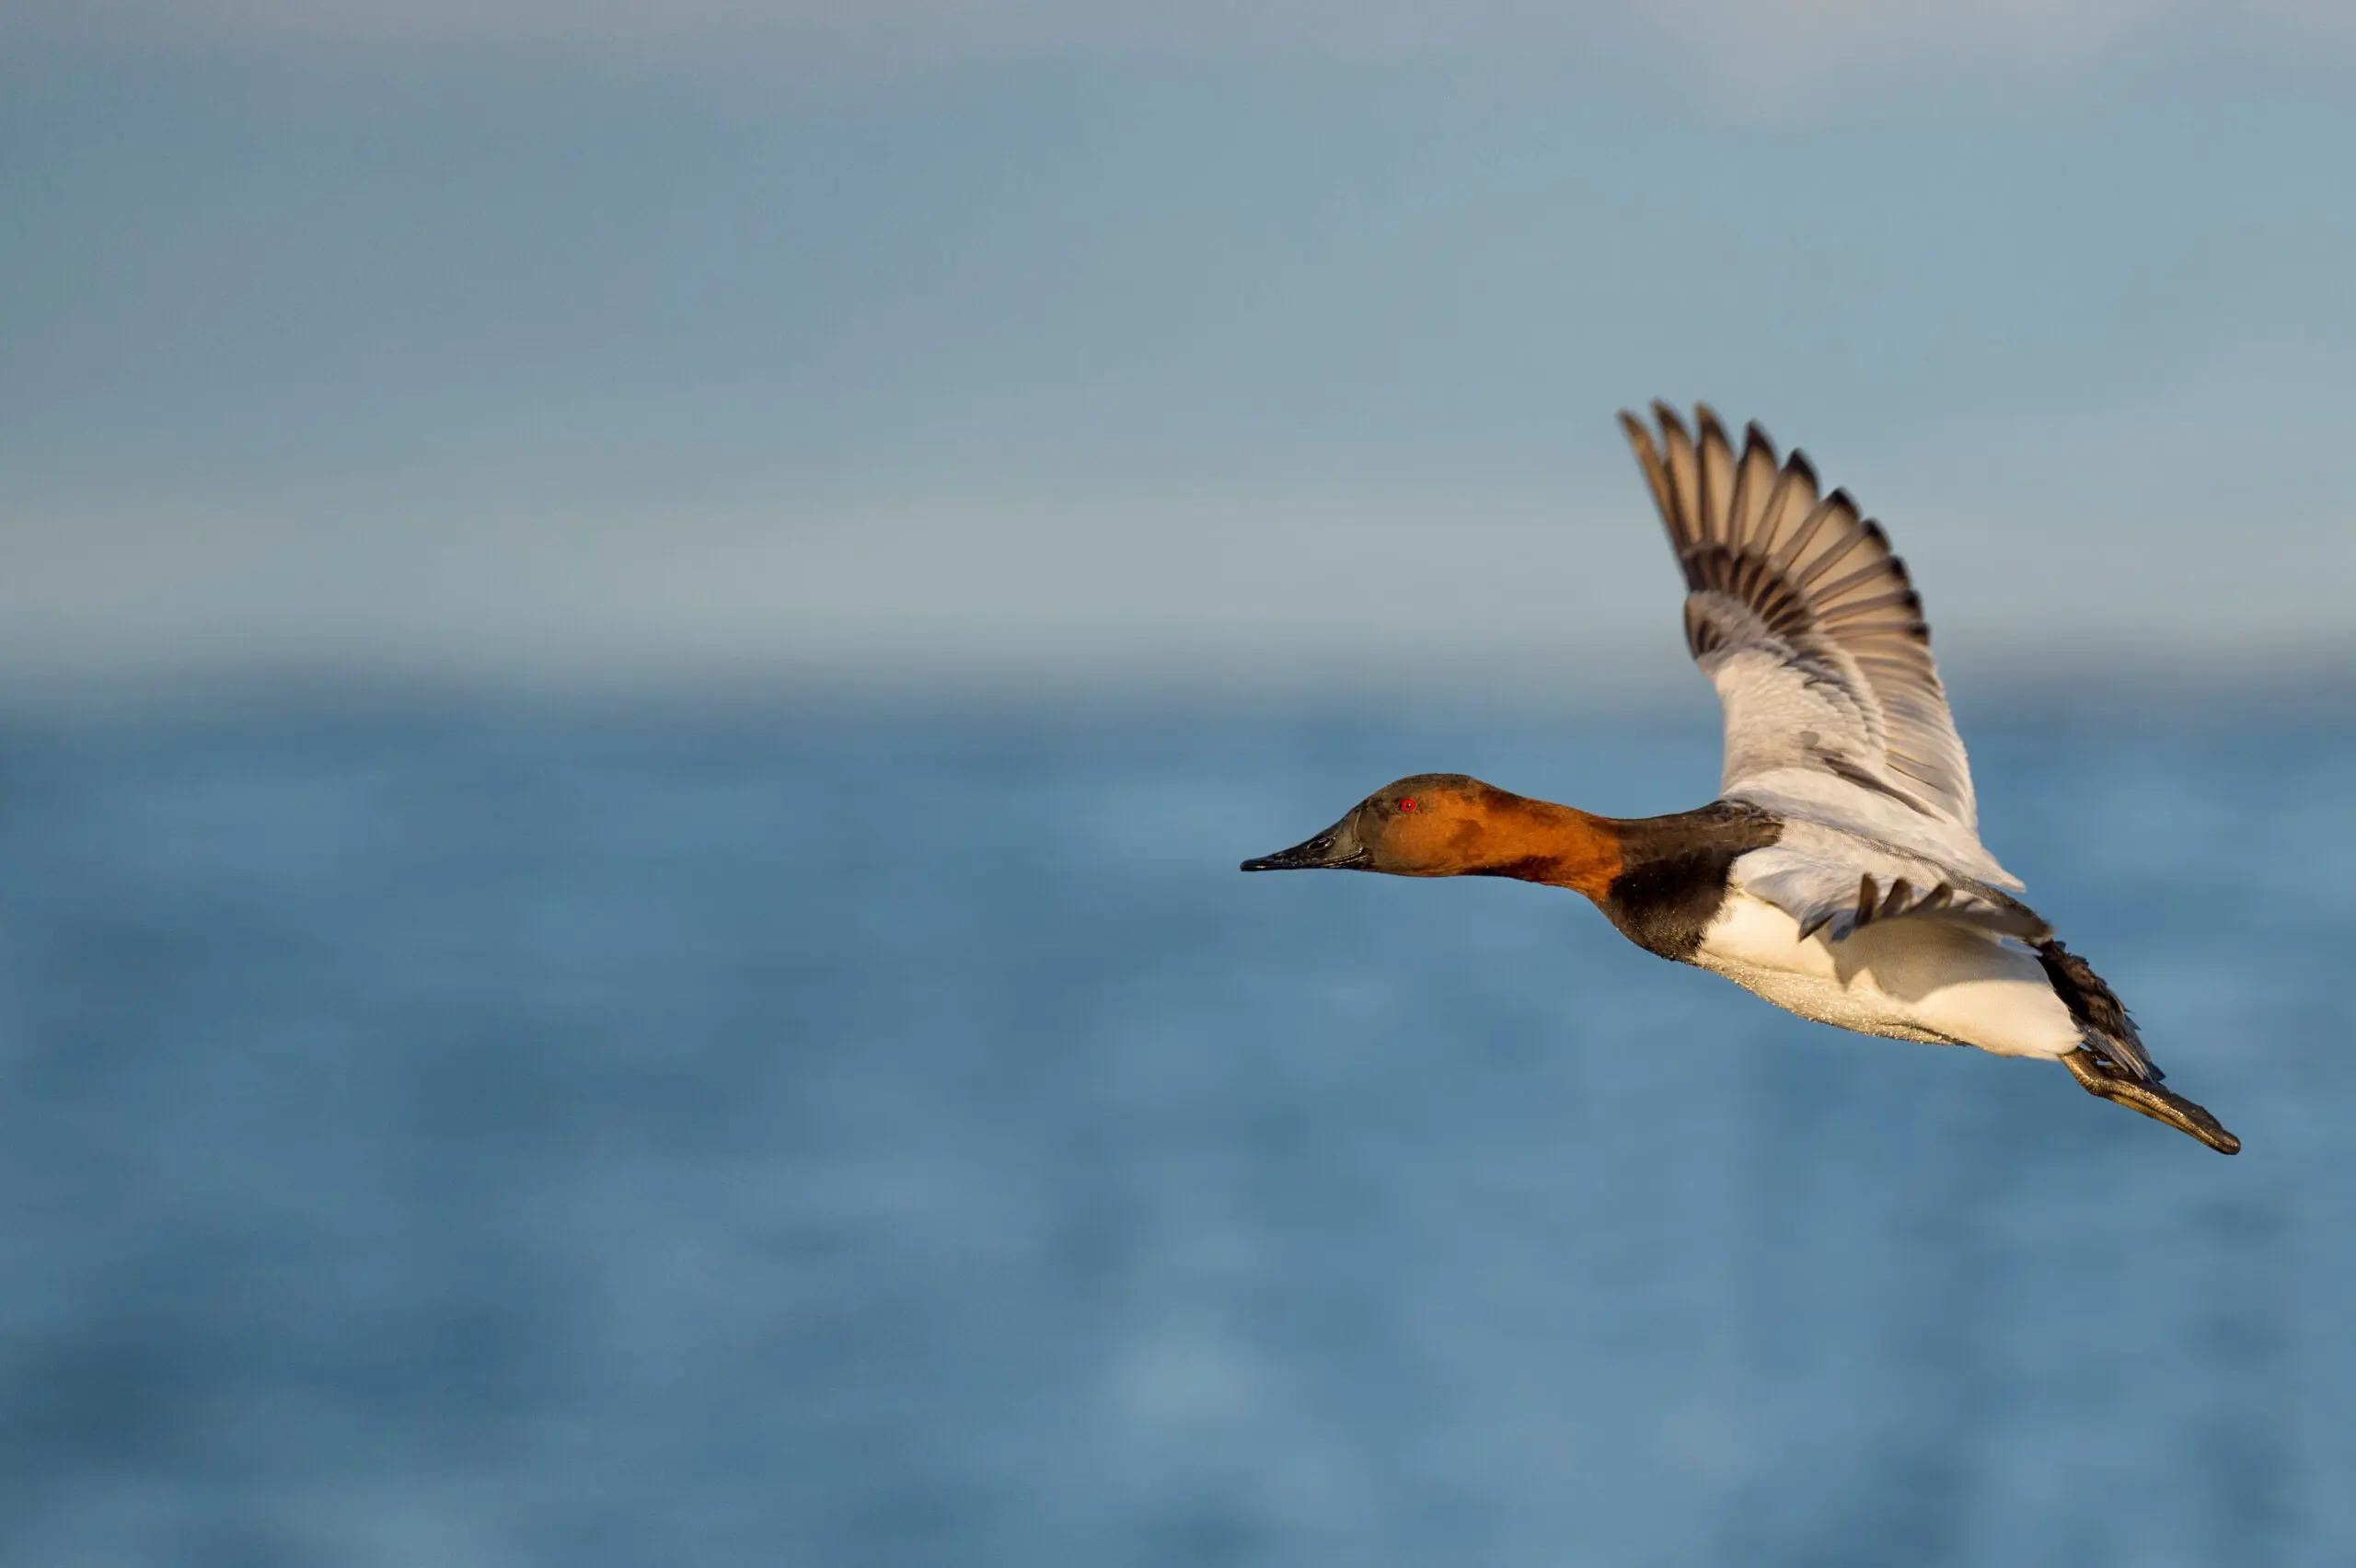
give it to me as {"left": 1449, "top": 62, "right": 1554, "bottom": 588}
{"left": 4, "top": 698, "right": 2344, "bottom": 1564}
{"left": 6, "top": 6, "right": 2355, "bottom": 1560}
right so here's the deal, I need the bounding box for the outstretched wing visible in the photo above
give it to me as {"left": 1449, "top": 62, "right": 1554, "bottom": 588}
{"left": 1620, "top": 401, "right": 2015, "bottom": 888}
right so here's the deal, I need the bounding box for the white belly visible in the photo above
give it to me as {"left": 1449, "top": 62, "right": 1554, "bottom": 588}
{"left": 1691, "top": 892, "right": 2084, "bottom": 1059}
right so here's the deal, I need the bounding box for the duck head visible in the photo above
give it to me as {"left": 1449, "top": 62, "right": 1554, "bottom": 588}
{"left": 1241, "top": 773, "right": 1608, "bottom": 885}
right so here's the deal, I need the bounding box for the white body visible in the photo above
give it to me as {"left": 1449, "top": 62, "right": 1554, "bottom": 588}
{"left": 1692, "top": 888, "right": 2082, "bottom": 1059}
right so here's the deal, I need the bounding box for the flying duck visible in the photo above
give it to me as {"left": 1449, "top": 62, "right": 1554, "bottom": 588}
{"left": 1242, "top": 403, "right": 2237, "bottom": 1153}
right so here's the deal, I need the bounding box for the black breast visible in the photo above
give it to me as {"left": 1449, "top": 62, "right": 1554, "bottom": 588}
{"left": 1600, "top": 801, "right": 1783, "bottom": 963}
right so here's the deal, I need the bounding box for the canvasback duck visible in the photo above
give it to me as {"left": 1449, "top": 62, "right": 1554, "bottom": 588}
{"left": 1242, "top": 402, "right": 2237, "bottom": 1153}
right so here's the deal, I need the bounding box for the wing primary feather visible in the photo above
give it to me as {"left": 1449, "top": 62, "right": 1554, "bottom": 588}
{"left": 1654, "top": 404, "right": 1703, "bottom": 553}
{"left": 1730, "top": 423, "right": 1779, "bottom": 552}
{"left": 1785, "top": 503, "right": 1880, "bottom": 593}
{"left": 1696, "top": 406, "right": 1737, "bottom": 549}
{"left": 1818, "top": 585, "right": 1923, "bottom": 622}
{"left": 1770, "top": 492, "right": 1851, "bottom": 576}
{"left": 1757, "top": 457, "right": 1819, "bottom": 558}
{"left": 1724, "top": 431, "right": 1756, "bottom": 552}
{"left": 1618, "top": 412, "right": 1679, "bottom": 547}
{"left": 1809, "top": 559, "right": 1912, "bottom": 607}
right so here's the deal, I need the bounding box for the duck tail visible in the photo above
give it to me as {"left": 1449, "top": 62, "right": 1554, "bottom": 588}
{"left": 2038, "top": 938, "right": 2240, "bottom": 1154}
{"left": 2035, "top": 939, "right": 2156, "bottom": 1079}
{"left": 2060, "top": 1049, "right": 2241, "bottom": 1155}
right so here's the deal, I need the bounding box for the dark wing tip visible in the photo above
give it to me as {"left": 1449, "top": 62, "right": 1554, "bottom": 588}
{"left": 1883, "top": 549, "right": 1925, "bottom": 609}
{"left": 1786, "top": 449, "right": 1817, "bottom": 489}
{"left": 1650, "top": 399, "right": 1692, "bottom": 442}
{"left": 1743, "top": 421, "right": 1778, "bottom": 461}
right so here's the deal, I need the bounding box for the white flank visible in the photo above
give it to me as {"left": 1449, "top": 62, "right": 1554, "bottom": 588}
{"left": 1692, "top": 891, "right": 2083, "bottom": 1060}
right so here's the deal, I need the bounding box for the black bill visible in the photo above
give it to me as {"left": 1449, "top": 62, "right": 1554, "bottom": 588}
{"left": 1240, "top": 820, "right": 1366, "bottom": 872}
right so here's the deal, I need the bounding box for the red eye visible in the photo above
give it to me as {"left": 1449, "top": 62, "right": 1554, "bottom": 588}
{"left": 1400, "top": 798, "right": 1418, "bottom": 813}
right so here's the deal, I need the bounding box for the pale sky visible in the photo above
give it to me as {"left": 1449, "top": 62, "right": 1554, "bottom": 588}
{"left": 3, "top": 2, "right": 2354, "bottom": 694}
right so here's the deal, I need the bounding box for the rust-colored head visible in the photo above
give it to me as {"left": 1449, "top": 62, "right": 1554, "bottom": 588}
{"left": 1241, "top": 774, "right": 1620, "bottom": 894}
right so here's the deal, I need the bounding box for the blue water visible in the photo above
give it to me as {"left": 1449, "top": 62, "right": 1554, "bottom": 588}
{"left": 1, "top": 698, "right": 2350, "bottom": 1566}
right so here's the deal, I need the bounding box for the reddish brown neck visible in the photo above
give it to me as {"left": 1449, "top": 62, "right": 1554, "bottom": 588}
{"left": 1451, "top": 790, "right": 1624, "bottom": 900}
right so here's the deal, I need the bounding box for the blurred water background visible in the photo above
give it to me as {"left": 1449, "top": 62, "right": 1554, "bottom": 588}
{"left": 13, "top": 7, "right": 2356, "bottom": 1561}
{"left": 2, "top": 689, "right": 2349, "bottom": 1567}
